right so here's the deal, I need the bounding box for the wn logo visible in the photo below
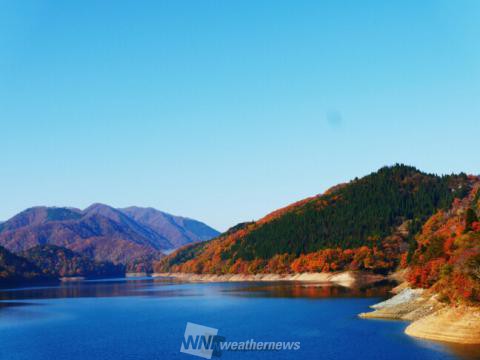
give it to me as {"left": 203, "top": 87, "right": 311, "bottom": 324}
{"left": 180, "top": 322, "right": 225, "bottom": 359}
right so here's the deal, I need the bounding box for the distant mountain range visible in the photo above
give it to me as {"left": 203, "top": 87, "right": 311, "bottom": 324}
{"left": 0, "top": 204, "right": 219, "bottom": 265}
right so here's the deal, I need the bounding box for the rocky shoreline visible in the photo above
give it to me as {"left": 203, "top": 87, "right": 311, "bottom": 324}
{"left": 152, "top": 271, "right": 386, "bottom": 288}
{"left": 359, "top": 286, "right": 480, "bottom": 344}
{"left": 154, "top": 272, "right": 480, "bottom": 344}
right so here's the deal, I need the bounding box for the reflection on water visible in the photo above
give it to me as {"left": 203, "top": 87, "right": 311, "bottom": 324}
{"left": 1, "top": 278, "right": 479, "bottom": 360}
{"left": 411, "top": 336, "right": 480, "bottom": 360}
{"left": 0, "top": 301, "right": 35, "bottom": 309}
{"left": 225, "top": 282, "right": 393, "bottom": 299}
{"left": 447, "top": 344, "right": 480, "bottom": 360}
{"left": 0, "top": 277, "right": 392, "bottom": 302}
{"left": 0, "top": 277, "right": 182, "bottom": 301}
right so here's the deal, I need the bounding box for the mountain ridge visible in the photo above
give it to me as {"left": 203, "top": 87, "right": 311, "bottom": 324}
{"left": 0, "top": 204, "right": 219, "bottom": 264}
{"left": 120, "top": 206, "right": 219, "bottom": 248}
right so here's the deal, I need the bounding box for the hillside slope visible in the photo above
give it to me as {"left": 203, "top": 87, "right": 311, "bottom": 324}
{"left": 406, "top": 179, "right": 480, "bottom": 302}
{"left": 359, "top": 185, "right": 480, "bottom": 343}
{"left": 21, "top": 245, "right": 125, "bottom": 278}
{"left": 0, "top": 245, "right": 49, "bottom": 284}
{"left": 157, "top": 165, "right": 472, "bottom": 275}
{"left": 120, "top": 206, "right": 219, "bottom": 248}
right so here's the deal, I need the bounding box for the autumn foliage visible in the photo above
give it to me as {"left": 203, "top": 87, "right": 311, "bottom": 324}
{"left": 155, "top": 166, "right": 480, "bottom": 304}
{"left": 407, "top": 183, "right": 480, "bottom": 303}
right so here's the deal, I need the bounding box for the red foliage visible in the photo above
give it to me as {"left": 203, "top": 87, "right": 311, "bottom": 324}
{"left": 472, "top": 222, "right": 480, "bottom": 232}
{"left": 406, "top": 180, "right": 480, "bottom": 304}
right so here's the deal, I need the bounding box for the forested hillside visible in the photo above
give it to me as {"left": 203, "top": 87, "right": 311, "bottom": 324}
{"left": 0, "top": 246, "right": 49, "bottom": 284}
{"left": 156, "top": 165, "right": 473, "bottom": 276}
{"left": 21, "top": 245, "right": 125, "bottom": 278}
{"left": 407, "top": 182, "right": 480, "bottom": 303}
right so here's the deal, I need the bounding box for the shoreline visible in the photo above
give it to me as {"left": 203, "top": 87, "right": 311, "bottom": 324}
{"left": 359, "top": 286, "right": 480, "bottom": 344}
{"left": 60, "top": 276, "right": 85, "bottom": 282}
{"left": 152, "top": 271, "right": 387, "bottom": 288}
{"left": 126, "top": 272, "right": 148, "bottom": 277}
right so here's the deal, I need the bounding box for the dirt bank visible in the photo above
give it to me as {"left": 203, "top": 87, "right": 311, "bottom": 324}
{"left": 152, "top": 271, "right": 386, "bottom": 288}
{"left": 359, "top": 286, "right": 480, "bottom": 344}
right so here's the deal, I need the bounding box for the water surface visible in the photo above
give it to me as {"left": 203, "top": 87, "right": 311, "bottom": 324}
{"left": 0, "top": 278, "right": 478, "bottom": 360}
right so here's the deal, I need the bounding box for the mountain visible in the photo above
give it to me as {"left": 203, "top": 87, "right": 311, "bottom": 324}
{"left": 0, "top": 245, "right": 49, "bottom": 285}
{"left": 0, "top": 204, "right": 219, "bottom": 264}
{"left": 120, "top": 206, "right": 220, "bottom": 248}
{"left": 406, "top": 182, "right": 480, "bottom": 303}
{"left": 125, "top": 252, "right": 165, "bottom": 274}
{"left": 21, "top": 245, "right": 124, "bottom": 278}
{"left": 156, "top": 165, "right": 473, "bottom": 276}
{"left": 0, "top": 207, "right": 82, "bottom": 233}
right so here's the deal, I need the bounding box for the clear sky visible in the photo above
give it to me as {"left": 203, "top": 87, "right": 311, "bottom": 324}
{"left": 1, "top": 1, "right": 479, "bottom": 231}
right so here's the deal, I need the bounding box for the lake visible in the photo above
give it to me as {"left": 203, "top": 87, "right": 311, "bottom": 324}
{"left": 0, "top": 278, "right": 479, "bottom": 360}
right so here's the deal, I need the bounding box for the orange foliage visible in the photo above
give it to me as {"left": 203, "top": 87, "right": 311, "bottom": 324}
{"left": 156, "top": 176, "right": 480, "bottom": 307}
{"left": 407, "top": 178, "right": 480, "bottom": 303}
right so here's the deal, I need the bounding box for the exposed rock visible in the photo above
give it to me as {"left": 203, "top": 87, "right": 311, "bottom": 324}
{"left": 370, "top": 288, "right": 424, "bottom": 310}
{"left": 390, "top": 281, "right": 410, "bottom": 294}
{"left": 360, "top": 287, "right": 480, "bottom": 344}
{"left": 360, "top": 288, "right": 442, "bottom": 321}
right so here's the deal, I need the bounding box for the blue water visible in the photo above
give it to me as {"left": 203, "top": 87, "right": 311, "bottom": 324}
{"left": 0, "top": 278, "right": 478, "bottom": 360}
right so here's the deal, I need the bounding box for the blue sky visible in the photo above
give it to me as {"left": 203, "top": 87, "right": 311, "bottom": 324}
{"left": 1, "top": 1, "right": 479, "bottom": 230}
